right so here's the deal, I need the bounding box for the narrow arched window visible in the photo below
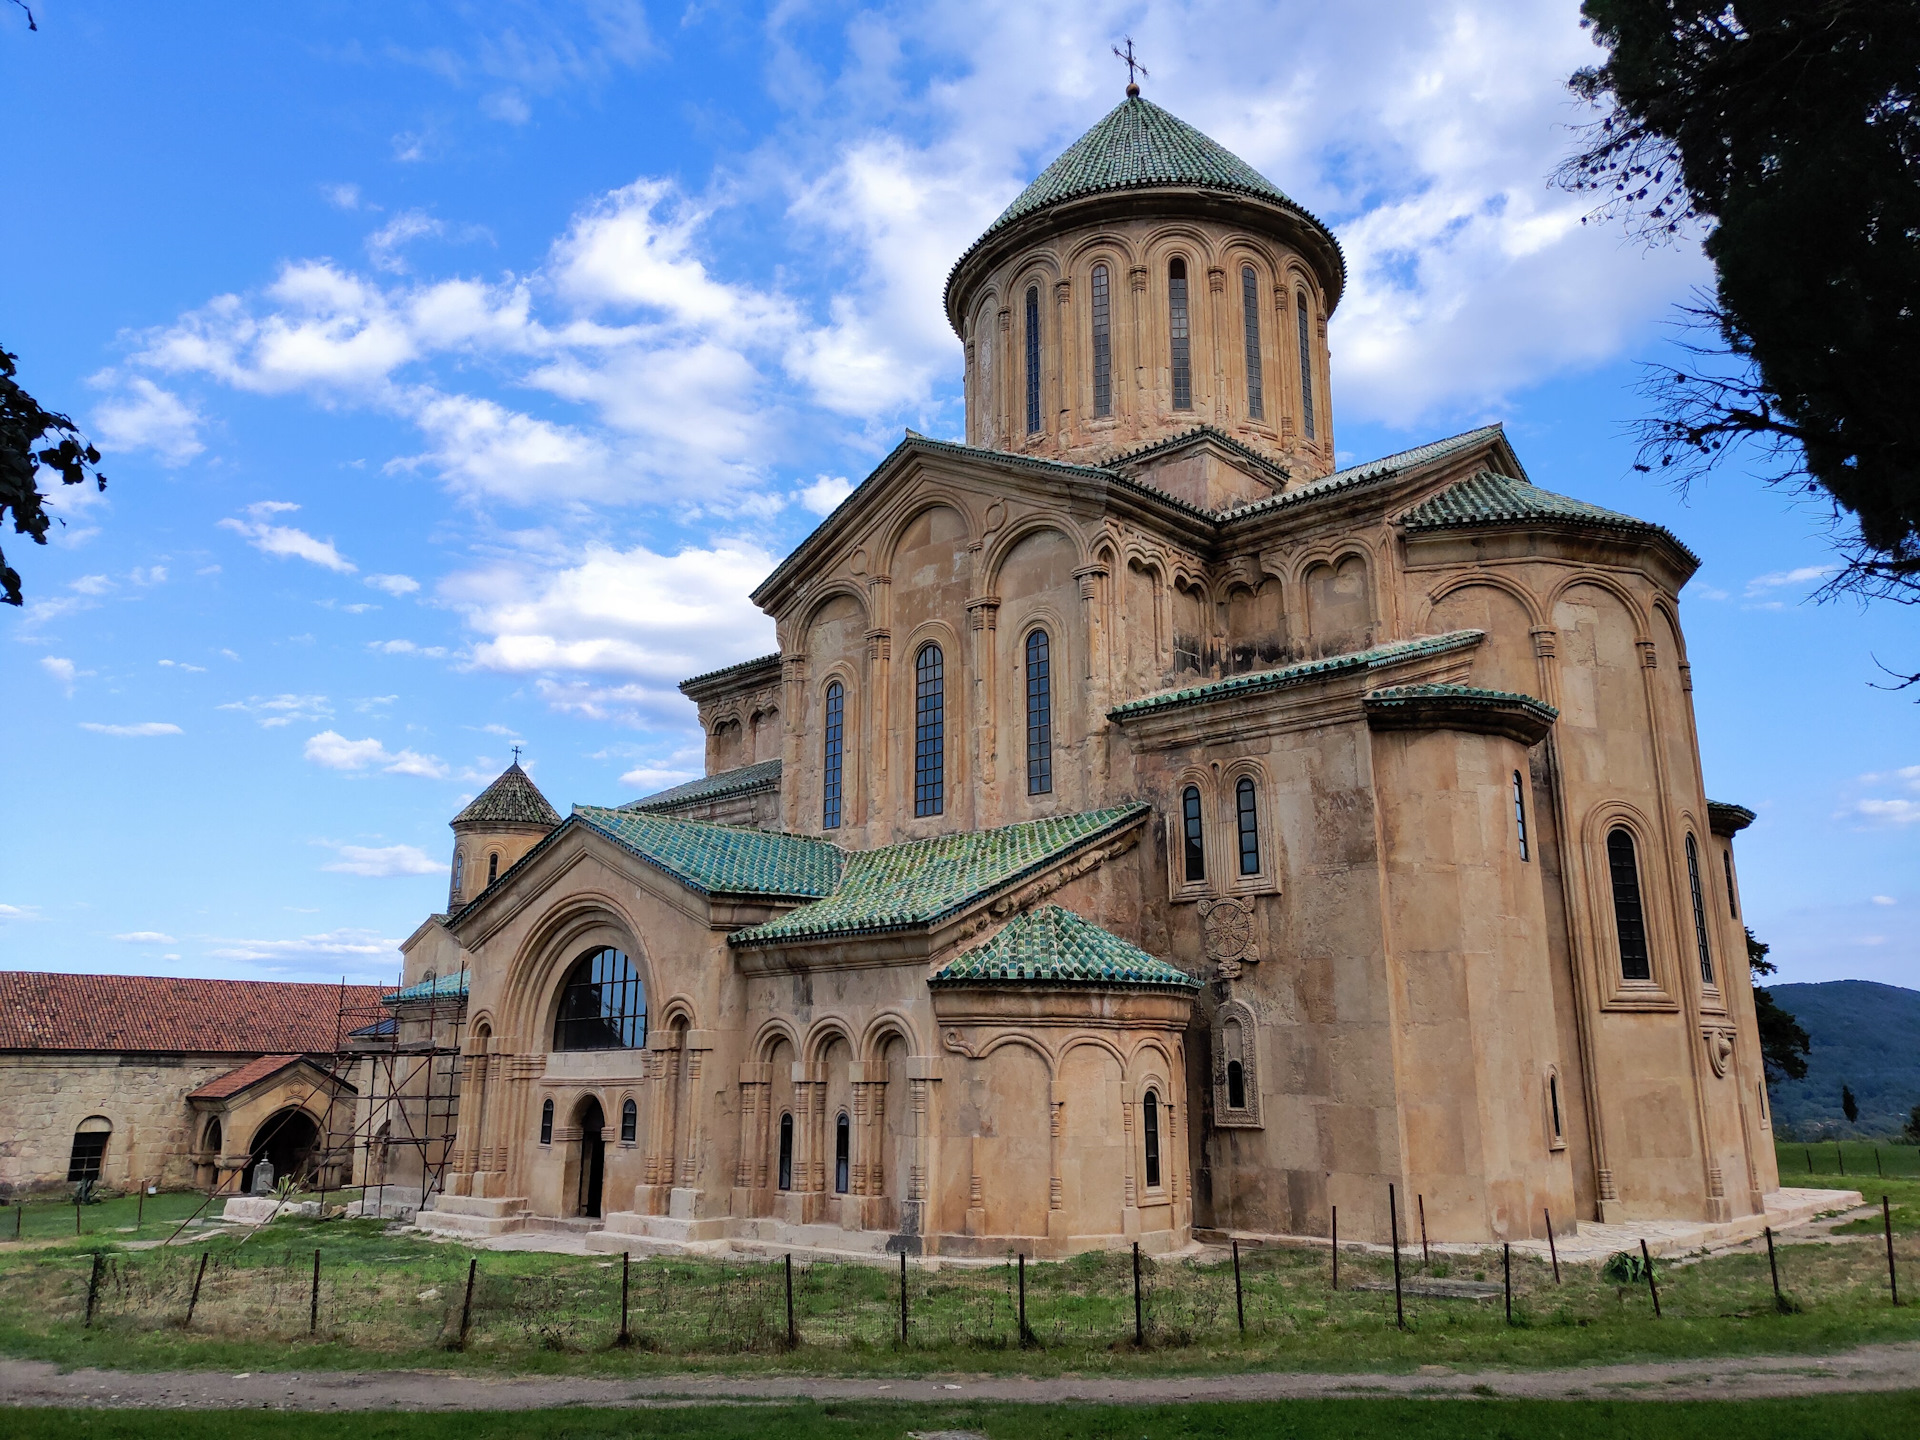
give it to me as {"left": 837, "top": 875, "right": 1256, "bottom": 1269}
{"left": 451, "top": 850, "right": 464, "bottom": 900}
{"left": 1723, "top": 849, "right": 1738, "bottom": 918}
{"left": 1025, "top": 629, "right": 1052, "bottom": 796}
{"left": 1513, "top": 771, "right": 1530, "bottom": 862}
{"left": 1297, "top": 290, "right": 1316, "bottom": 439}
{"left": 205, "top": 1118, "right": 222, "bottom": 1154}
{"left": 1142, "top": 1091, "right": 1162, "bottom": 1189}
{"left": 1242, "top": 265, "right": 1264, "bottom": 420}
{"left": 914, "top": 643, "right": 945, "bottom": 817}
{"left": 620, "top": 1097, "right": 638, "bottom": 1144}
{"left": 487, "top": 851, "right": 500, "bottom": 885}
{"left": 1548, "top": 1072, "right": 1564, "bottom": 1142}
{"left": 540, "top": 1098, "right": 554, "bottom": 1145}
{"left": 1226, "top": 1059, "right": 1246, "bottom": 1111}
{"left": 1236, "top": 776, "right": 1261, "bottom": 876}
{"left": 835, "top": 1112, "right": 851, "bottom": 1194}
{"left": 1024, "top": 284, "right": 1042, "bottom": 434}
{"left": 777, "top": 1113, "right": 794, "bottom": 1191}
{"left": 1182, "top": 785, "right": 1205, "bottom": 883}
{"left": 553, "top": 946, "right": 646, "bottom": 1051}
{"left": 1168, "top": 259, "right": 1192, "bottom": 410}
{"left": 821, "top": 680, "right": 845, "bottom": 830}
{"left": 1090, "top": 263, "right": 1112, "bottom": 417}
{"left": 1686, "top": 834, "right": 1715, "bottom": 985}
{"left": 1606, "top": 827, "right": 1652, "bottom": 981}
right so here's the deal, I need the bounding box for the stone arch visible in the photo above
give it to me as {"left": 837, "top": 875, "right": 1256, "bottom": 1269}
{"left": 1056, "top": 1037, "right": 1127, "bottom": 1236}
{"left": 803, "top": 1016, "right": 857, "bottom": 1067}
{"left": 752, "top": 1017, "right": 801, "bottom": 1065}
{"left": 1423, "top": 576, "right": 1545, "bottom": 697}
{"left": 860, "top": 1011, "right": 918, "bottom": 1065}
{"left": 499, "top": 891, "right": 647, "bottom": 1049}
{"left": 1212, "top": 997, "right": 1262, "bottom": 1126}
{"left": 1301, "top": 550, "right": 1374, "bottom": 654}
{"left": 980, "top": 518, "right": 1086, "bottom": 592}
{"left": 967, "top": 1035, "right": 1053, "bottom": 1237}
{"left": 1580, "top": 798, "right": 1677, "bottom": 1001}
{"left": 1224, "top": 571, "right": 1289, "bottom": 673}
{"left": 1546, "top": 571, "right": 1650, "bottom": 637}
{"left": 877, "top": 497, "right": 975, "bottom": 579}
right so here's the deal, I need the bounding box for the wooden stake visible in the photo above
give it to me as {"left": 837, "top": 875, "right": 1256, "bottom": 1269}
{"left": 1132, "top": 1241, "right": 1144, "bottom": 1346}
{"left": 1886, "top": 1196, "right": 1902, "bottom": 1307}
{"left": 1838, "top": 1143, "right": 1846, "bottom": 1178}
{"left": 784, "top": 1253, "right": 795, "bottom": 1349}
{"left": 459, "top": 1256, "right": 477, "bottom": 1348}
{"left": 1232, "top": 1239, "right": 1245, "bottom": 1333}
{"left": 1331, "top": 1205, "right": 1339, "bottom": 1291}
{"left": 1765, "top": 1225, "right": 1784, "bottom": 1311}
{"left": 1018, "top": 1252, "right": 1032, "bottom": 1347}
{"left": 1388, "top": 1183, "right": 1405, "bottom": 1329}
{"left": 309, "top": 1249, "right": 321, "bottom": 1335}
{"left": 619, "top": 1251, "right": 631, "bottom": 1347}
{"left": 1544, "top": 1208, "right": 1561, "bottom": 1284}
{"left": 83, "top": 1252, "right": 103, "bottom": 1327}
{"left": 136, "top": 1187, "right": 144, "bottom": 1228}
{"left": 185, "top": 1251, "right": 208, "bottom": 1326}
{"left": 1418, "top": 1194, "right": 1430, "bottom": 1269}
{"left": 1640, "top": 1238, "right": 1661, "bottom": 1319}
{"left": 1503, "top": 1242, "right": 1512, "bottom": 1325}
{"left": 898, "top": 1249, "right": 909, "bottom": 1347}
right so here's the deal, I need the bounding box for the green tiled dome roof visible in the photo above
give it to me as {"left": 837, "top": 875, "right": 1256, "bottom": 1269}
{"left": 1397, "top": 471, "right": 1700, "bottom": 564}
{"left": 452, "top": 762, "right": 562, "bottom": 830}
{"left": 932, "top": 906, "right": 1199, "bottom": 992}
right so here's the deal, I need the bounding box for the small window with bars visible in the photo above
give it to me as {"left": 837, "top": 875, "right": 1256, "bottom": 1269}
{"left": 914, "top": 644, "right": 945, "bottom": 817}
{"left": 1025, "top": 629, "right": 1052, "bottom": 796}
{"left": 1169, "top": 259, "right": 1192, "bottom": 410}
{"left": 821, "top": 680, "right": 844, "bottom": 830}
{"left": 1091, "top": 263, "right": 1112, "bottom": 417}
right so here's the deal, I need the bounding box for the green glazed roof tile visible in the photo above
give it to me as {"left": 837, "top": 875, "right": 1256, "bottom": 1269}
{"left": 1110, "top": 631, "right": 1485, "bottom": 721}
{"left": 574, "top": 806, "right": 844, "bottom": 900}
{"left": 625, "top": 760, "right": 782, "bottom": 813}
{"left": 1223, "top": 425, "right": 1512, "bottom": 519}
{"left": 730, "top": 805, "right": 1151, "bottom": 947}
{"left": 680, "top": 653, "right": 781, "bottom": 692}
{"left": 1365, "top": 682, "right": 1559, "bottom": 724}
{"left": 931, "top": 905, "right": 1200, "bottom": 992}
{"left": 1398, "top": 470, "right": 1701, "bottom": 563}
{"left": 383, "top": 972, "right": 470, "bottom": 1006}
{"left": 452, "top": 762, "right": 562, "bottom": 829}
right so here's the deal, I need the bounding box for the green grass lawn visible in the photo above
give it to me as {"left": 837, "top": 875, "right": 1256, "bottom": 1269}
{"left": 1778, "top": 1138, "right": 1920, "bottom": 1183}
{"left": 0, "top": 1189, "right": 249, "bottom": 1244}
{"left": 7, "top": 1396, "right": 1920, "bottom": 1440}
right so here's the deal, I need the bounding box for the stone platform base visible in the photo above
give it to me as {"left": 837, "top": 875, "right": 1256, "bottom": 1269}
{"left": 414, "top": 1193, "right": 530, "bottom": 1238}
{"left": 220, "top": 1197, "right": 319, "bottom": 1224}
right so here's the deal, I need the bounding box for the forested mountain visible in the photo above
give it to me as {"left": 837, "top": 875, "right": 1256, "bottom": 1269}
{"left": 1767, "top": 980, "right": 1920, "bottom": 1138}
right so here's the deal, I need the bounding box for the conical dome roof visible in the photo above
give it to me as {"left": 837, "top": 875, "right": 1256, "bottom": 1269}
{"left": 451, "top": 761, "right": 561, "bottom": 830}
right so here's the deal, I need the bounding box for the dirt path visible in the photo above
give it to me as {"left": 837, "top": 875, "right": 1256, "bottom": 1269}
{"left": 5, "top": 1344, "right": 1920, "bottom": 1411}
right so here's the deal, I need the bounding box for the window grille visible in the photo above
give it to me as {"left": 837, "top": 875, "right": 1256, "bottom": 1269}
{"left": 487, "top": 851, "right": 499, "bottom": 885}
{"left": 1607, "top": 828, "right": 1652, "bottom": 981}
{"left": 1143, "top": 1092, "right": 1162, "bottom": 1188}
{"left": 552, "top": 946, "right": 646, "bottom": 1051}
{"left": 821, "top": 681, "right": 844, "bottom": 830}
{"left": 1091, "top": 263, "right": 1112, "bottom": 416}
{"left": 66, "top": 1127, "right": 109, "bottom": 1184}
{"left": 540, "top": 1099, "right": 554, "bottom": 1145}
{"left": 914, "top": 644, "right": 945, "bottom": 816}
{"left": 1182, "top": 785, "right": 1205, "bottom": 883}
{"left": 1297, "top": 291, "right": 1316, "bottom": 438}
{"left": 620, "top": 1098, "right": 638, "bottom": 1144}
{"left": 1025, "top": 285, "right": 1042, "bottom": 434}
{"left": 1242, "top": 265, "right": 1264, "bottom": 420}
{"left": 1236, "top": 776, "right": 1261, "bottom": 876}
{"left": 1169, "top": 260, "right": 1192, "bottom": 410}
{"left": 1026, "top": 629, "right": 1053, "bottom": 795}
{"left": 1513, "top": 771, "right": 1530, "bottom": 861}
{"left": 1686, "top": 834, "right": 1715, "bottom": 985}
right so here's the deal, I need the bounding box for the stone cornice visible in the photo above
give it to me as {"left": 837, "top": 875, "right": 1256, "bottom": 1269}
{"left": 1363, "top": 683, "right": 1559, "bottom": 746}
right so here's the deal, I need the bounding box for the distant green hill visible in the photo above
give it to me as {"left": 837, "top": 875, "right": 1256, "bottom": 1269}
{"left": 1767, "top": 979, "right": 1920, "bottom": 1138}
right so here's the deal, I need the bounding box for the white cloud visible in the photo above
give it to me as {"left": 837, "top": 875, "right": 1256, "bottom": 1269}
{"left": 114, "top": 931, "right": 177, "bottom": 944}
{"left": 80, "top": 721, "right": 183, "bottom": 737}
{"left": 207, "top": 927, "right": 404, "bottom": 963}
{"left": 71, "top": 574, "right": 114, "bottom": 596}
{"left": 220, "top": 694, "right": 331, "bottom": 728}
{"left": 41, "top": 656, "right": 78, "bottom": 694}
{"left": 218, "top": 501, "right": 356, "bottom": 572}
{"left": 91, "top": 376, "right": 205, "bottom": 465}
{"left": 366, "top": 573, "right": 421, "bottom": 596}
{"left": 303, "top": 729, "right": 449, "bottom": 778}
{"left": 367, "top": 209, "right": 444, "bottom": 273}
{"left": 159, "top": 658, "right": 207, "bottom": 672}
{"left": 618, "top": 762, "right": 699, "bottom": 792}
{"left": 1872, "top": 895, "right": 1897, "bottom": 906}
{"left": 798, "top": 474, "right": 855, "bottom": 515}
{"left": 323, "top": 843, "right": 442, "bottom": 877}
{"left": 368, "top": 639, "right": 449, "bottom": 658}
{"left": 1855, "top": 799, "right": 1920, "bottom": 826}
{"left": 0, "top": 904, "right": 40, "bottom": 920}
{"left": 129, "top": 565, "right": 168, "bottom": 586}
{"left": 322, "top": 182, "right": 366, "bottom": 211}
{"left": 1746, "top": 565, "right": 1839, "bottom": 597}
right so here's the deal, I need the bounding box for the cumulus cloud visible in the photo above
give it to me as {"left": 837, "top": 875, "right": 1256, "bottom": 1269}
{"left": 159, "top": 658, "right": 207, "bottom": 672}
{"left": 207, "top": 927, "right": 404, "bottom": 963}
{"left": 323, "top": 843, "right": 443, "bottom": 877}
{"left": 1848, "top": 764, "right": 1920, "bottom": 827}
{"left": 114, "top": 931, "right": 177, "bottom": 944}
{"left": 41, "top": 656, "right": 78, "bottom": 694}
{"left": 218, "top": 501, "right": 356, "bottom": 572}
{"left": 219, "top": 693, "right": 331, "bottom": 728}
{"left": 0, "top": 904, "right": 40, "bottom": 920}
{"left": 90, "top": 376, "right": 205, "bottom": 465}
{"left": 303, "top": 729, "right": 449, "bottom": 778}
{"left": 368, "top": 639, "right": 449, "bottom": 658}
{"left": 365, "top": 573, "right": 420, "bottom": 596}
{"left": 80, "top": 721, "right": 183, "bottom": 737}
{"left": 798, "top": 474, "right": 855, "bottom": 515}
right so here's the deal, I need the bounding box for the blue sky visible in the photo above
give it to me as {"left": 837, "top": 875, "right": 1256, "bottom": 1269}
{"left": 2, "top": 1, "right": 1913, "bottom": 990}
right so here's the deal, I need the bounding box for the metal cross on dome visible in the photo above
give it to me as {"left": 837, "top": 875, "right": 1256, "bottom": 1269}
{"left": 511, "top": 744, "right": 522, "bottom": 763}
{"left": 1112, "top": 36, "right": 1148, "bottom": 95}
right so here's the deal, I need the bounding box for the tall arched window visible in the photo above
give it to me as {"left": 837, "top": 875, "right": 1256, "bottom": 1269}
{"left": 1142, "top": 1091, "right": 1162, "bottom": 1189}
{"left": 1025, "top": 628, "right": 1053, "bottom": 796}
{"left": 835, "top": 1112, "right": 851, "bottom": 1194}
{"left": 1686, "top": 834, "right": 1715, "bottom": 985}
{"left": 487, "top": 851, "right": 500, "bottom": 885}
{"left": 821, "top": 680, "right": 845, "bottom": 830}
{"left": 1024, "top": 284, "right": 1042, "bottom": 434}
{"left": 1723, "top": 850, "right": 1738, "bottom": 918}
{"left": 1235, "top": 776, "right": 1261, "bottom": 876}
{"left": 205, "top": 1117, "right": 222, "bottom": 1155}
{"left": 1090, "top": 262, "right": 1113, "bottom": 417}
{"left": 620, "top": 1097, "right": 638, "bottom": 1144}
{"left": 1297, "top": 290, "right": 1317, "bottom": 439}
{"left": 1241, "top": 265, "right": 1264, "bottom": 420}
{"left": 552, "top": 947, "right": 646, "bottom": 1051}
{"left": 1182, "top": 785, "right": 1206, "bottom": 883}
{"left": 1606, "top": 827, "right": 1652, "bottom": 981}
{"left": 67, "top": 1117, "right": 111, "bottom": 1184}
{"left": 1168, "top": 260, "right": 1193, "bottom": 410}
{"left": 914, "top": 643, "right": 945, "bottom": 817}
{"left": 1548, "top": 1071, "right": 1564, "bottom": 1143}
{"left": 540, "top": 1098, "right": 555, "bottom": 1145}
{"left": 1513, "top": 771, "right": 1531, "bottom": 862}
{"left": 451, "top": 850, "right": 464, "bottom": 900}
{"left": 777, "top": 1112, "right": 794, "bottom": 1190}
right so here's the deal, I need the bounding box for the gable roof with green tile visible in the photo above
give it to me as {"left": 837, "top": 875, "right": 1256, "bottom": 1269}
{"left": 931, "top": 905, "right": 1200, "bottom": 993}
{"left": 573, "top": 805, "right": 844, "bottom": 900}
{"left": 730, "top": 805, "right": 1151, "bottom": 948}
{"left": 1110, "top": 631, "right": 1484, "bottom": 722}
{"left": 625, "top": 760, "right": 782, "bottom": 814}
{"left": 1398, "top": 470, "right": 1701, "bottom": 564}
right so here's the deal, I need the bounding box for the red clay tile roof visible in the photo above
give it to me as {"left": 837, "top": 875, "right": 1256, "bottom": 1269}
{"left": 0, "top": 972, "right": 385, "bottom": 1055}
{"left": 187, "top": 1054, "right": 305, "bottom": 1100}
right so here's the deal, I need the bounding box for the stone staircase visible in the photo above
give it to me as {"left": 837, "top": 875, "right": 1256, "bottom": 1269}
{"left": 414, "top": 1193, "right": 532, "bottom": 1238}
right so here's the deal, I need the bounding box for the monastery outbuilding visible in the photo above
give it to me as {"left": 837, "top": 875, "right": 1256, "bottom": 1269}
{"left": 388, "top": 89, "right": 1775, "bottom": 1257}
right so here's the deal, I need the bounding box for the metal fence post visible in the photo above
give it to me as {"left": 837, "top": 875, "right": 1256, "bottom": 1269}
{"left": 619, "top": 1251, "right": 631, "bottom": 1347}
{"left": 1766, "top": 1225, "right": 1784, "bottom": 1311}
{"left": 1132, "top": 1241, "right": 1144, "bottom": 1346}
{"left": 185, "top": 1251, "right": 208, "bottom": 1327}
{"left": 1837, "top": 1144, "right": 1846, "bottom": 1178}
{"left": 83, "top": 1252, "right": 103, "bottom": 1327}
{"left": 1544, "top": 1208, "right": 1561, "bottom": 1284}
{"left": 1018, "top": 1252, "right": 1032, "bottom": 1347}
{"left": 1330, "top": 1205, "right": 1339, "bottom": 1291}
{"left": 1388, "top": 1183, "right": 1405, "bottom": 1329}
{"left": 1232, "top": 1239, "right": 1245, "bottom": 1333}
{"left": 898, "top": 1250, "right": 908, "bottom": 1347}
{"left": 136, "top": 1187, "right": 144, "bottom": 1229}
{"left": 459, "top": 1256, "right": 476, "bottom": 1348}
{"left": 309, "top": 1249, "right": 321, "bottom": 1336}
{"left": 785, "top": 1253, "right": 796, "bottom": 1349}
{"left": 1418, "top": 1194, "right": 1430, "bottom": 1269}
{"left": 1503, "top": 1242, "right": 1512, "bottom": 1325}
{"left": 1886, "top": 1196, "right": 1902, "bottom": 1307}
{"left": 1640, "top": 1238, "right": 1661, "bottom": 1319}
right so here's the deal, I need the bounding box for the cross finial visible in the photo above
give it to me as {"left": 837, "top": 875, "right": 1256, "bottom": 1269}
{"left": 511, "top": 744, "right": 522, "bottom": 764}
{"left": 1112, "top": 36, "right": 1147, "bottom": 97}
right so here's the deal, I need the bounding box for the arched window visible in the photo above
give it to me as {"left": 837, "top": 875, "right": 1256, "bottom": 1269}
{"left": 1182, "top": 785, "right": 1206, "bottom": 883}
{"left": 777, "top": 1113, "right": 794, "bottom": 1191}
{"left": 821, "top": 680, "right": 845, "bottom": 830}
{"left": 620, "top": 1097, "right": 638, "bottom": 1144}
{"left": 1606, "top": 827, "right": 1652, "bottom": 981}
{"left": 1723, "top": 850, "right": 1738, "bottom": 918}
{"left": 835, "top": 1112, "right": 851, "bottom": 1194}
{"left": 487, "top": 851, "right": 500, "bottom": 885}
{"left": 1226, "top": 1059, "right": 1247, "bottom": 1111}
{"left": 1090, "top": 262, "right": 1113, "bottom": 417}
{"left": 204, "top": 1118, "right": 222, "bottom": 1155}
{"left": 1025, "top": 628, "right": 1053, "bottom": 796}
{"left": 1168, "top": 259, "right": 1192, "bottom": 410}
{"left": 67, "top": 1117, "right": 111, "bottom": 1184}
{"left": 1142, "top": 1091, "right": 1162, "bottom": 1189}
{"left": 540, "top": 1098, "right": 555, "bottom": 1145}
{"left": 1686, "top": 834, "right": 1715, "bottom": 985}
{"left": 552, "top": 947, "right": 646, "bottom": 1051}
{"left": 1025, "top": 284, "right": 1042, "bottom": 434}
{"left": 1235, "top": 776, "right": 1261, "bottom": 876}
{"left": 1241, "top": 265, "right": 1264, "bottom": 420}
{"left": 1297, "top": 290, "right": 1317, "bottom": 439}
{"left": 1548, "top": 1071, "right": 1564, "bottom": 1144}
{"left": 451, "top": 850, "right": 464, "bottom": 900}
{"left": 914, "top": 643, "right": 945, "bottom": 817}
{"left": 1513, "top": 771, "right": 1530, "bottom": 862}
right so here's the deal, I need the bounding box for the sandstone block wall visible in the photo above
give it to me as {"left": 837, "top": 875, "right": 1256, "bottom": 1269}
{"left": 0, "top": 1054, "right": 232, "bottom": 1194}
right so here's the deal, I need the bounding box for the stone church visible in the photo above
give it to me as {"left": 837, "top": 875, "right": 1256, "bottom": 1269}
{"left": 410, "top": 89, "right": 1779, "bottom": 1256}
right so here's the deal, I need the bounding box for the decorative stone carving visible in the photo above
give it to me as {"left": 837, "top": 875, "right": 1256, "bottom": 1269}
{"left": 1702, "top": 1026, "right": 1735, "bottom": 1078}
{"left": 1198, "top": 896, "right": 1259, "bottom": 972}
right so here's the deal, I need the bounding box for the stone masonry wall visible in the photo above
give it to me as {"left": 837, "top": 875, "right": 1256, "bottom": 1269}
{"left": 0, "top": 1053, "right": 233, "bottom": 1195}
